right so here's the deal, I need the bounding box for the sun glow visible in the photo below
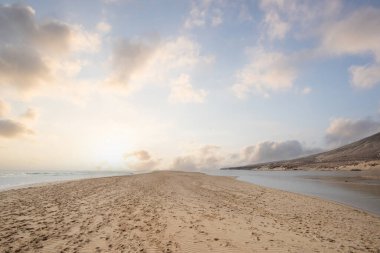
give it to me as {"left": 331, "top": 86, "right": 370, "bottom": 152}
{"left": 92, "top": 137, "right": 132, "bottom": 168}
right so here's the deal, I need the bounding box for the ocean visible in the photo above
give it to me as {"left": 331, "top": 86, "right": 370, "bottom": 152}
{"left": 0, "top": 170, "right": 131, "bottom": 191}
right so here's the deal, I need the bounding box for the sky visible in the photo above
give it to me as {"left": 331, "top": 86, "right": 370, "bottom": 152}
{"left": 0, "top": 0, "right": 380, "bottom": 172}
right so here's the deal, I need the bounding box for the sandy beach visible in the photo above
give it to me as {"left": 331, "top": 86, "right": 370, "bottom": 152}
{"left": 0, "top": 172, "right": 379, "bottom": 252}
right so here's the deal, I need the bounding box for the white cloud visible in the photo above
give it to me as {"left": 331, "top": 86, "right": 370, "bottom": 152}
{"left": 170, "top": 140, "right": 321, "bottom": 170}
{"left": 124, "top": 150, "right": 151, "bottom": 161}
{"left": 171, "top": 156, "right": 199, "bottom": 171}
{"left": 321, "top": 7, "right": 380, "bottom": 61}
{"left": 259, "top": 0, "right": 342, "bottom": 41}
{"left": 349, "top": 63, "right": 380, "bottom": 89}
{"left": 96, "top": 21, "right": 112, "bottom": 33}
{"left": 0, "top": 119, "right": 33, "bottom": 138}
{"left": 260, "top": 3, "right": 380, "bottom": 91}
{"left": 302, "top": 86, "right": 312, "bottom": 95}
{"left": 258, "top": 2, "right": 379, "bottom": 92}
{"left": 320, "top": 7, "right": 380, "bottom": 90}
{"left": 169, "top": 74, "right": 207, "bottom": 104}
{"left": 20, "top": 108, "right": 38, "bottom": 121}
{"left": 0, "top": 3, "right": 101, "bottom": 94}
{"left": 171, "top": 145, "right": 224, "bottom": 171}
{"left": 232, "top": 48, "right": 296, "bottom": 98}
{"left": 106, "top": 38, "right": 157, "bottom": 90}
{"left": 185, "top": 1, "right": 209, "bottom": 28}
{"left": 242, "top": 140, "right": 320, "bottom": 163}
{"left": 70, "top": 25, "right": 101, "bottom": 53}
{"left": 184, "top": 0, "right": 224, "bottom": 29}
{"left": 0, "top": 46, "right": 51, "bottom": 92}
{"left": 124, "top": 149, "right": 161, "bottom": 171}
{"left": 0, "top": 99, "right": 10, "bottom": 117}
{"left": 326, "top": 118, "right": 380, "bottom": 147}
{"left": 211, "top": 8, "right": 223, "bottom": 27}
{"left": 154, "top": 36, "right": 213, "bottom": 71}
{"left": 106, "top": 36, "right": 212, "bottom": 99}
{"left": 264, "top": 10, "right": 289, "bottom": 40}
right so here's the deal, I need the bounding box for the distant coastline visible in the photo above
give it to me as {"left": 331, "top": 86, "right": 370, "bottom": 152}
{"left": 222, "top": 132, "right": 380, "bottom": 175}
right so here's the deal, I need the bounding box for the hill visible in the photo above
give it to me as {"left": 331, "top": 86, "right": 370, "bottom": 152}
{"left": 223, "top": 132, "right": 380, "bottom": 171}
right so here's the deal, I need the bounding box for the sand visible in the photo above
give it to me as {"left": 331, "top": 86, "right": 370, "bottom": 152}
{"left": 0, "top": 171, "right": 379, "bottom": 253}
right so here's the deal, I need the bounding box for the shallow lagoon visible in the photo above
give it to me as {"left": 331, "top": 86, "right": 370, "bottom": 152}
{"left": 208, "top": 170, "right": 380, "bottom": 216}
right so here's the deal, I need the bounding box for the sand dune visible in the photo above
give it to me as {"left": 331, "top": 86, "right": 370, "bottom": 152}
{"left": 0, "top": 171, "right": 379, "bottom": 252}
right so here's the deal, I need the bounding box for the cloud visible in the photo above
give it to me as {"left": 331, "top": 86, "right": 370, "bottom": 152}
{"left": 232, "top": 48, "right": 296, "bottom": 98}
{"left": 0, "top": 3, "right": 100, "bottom": 93}
{"left": 0, "top": 99, "right": 10, "bottom": 117}
{"left": 320, "top": 7, "right": 380, "bottom": 89}
{"left": 260, "top": 4, "right": 380, "bottom": 91}
{"left": 259, "top": 0, "right": 342, "bottom": 40}
{"left": 242, "top": 140, "right": 321, "bottom": 163}
{"left": 171, "top": 141, "right": 321, "bottom": 170}
{"left": 349, "top": 63, "right": 380, "bottom": 89}
{"left": 185, "top": 1, "right": 209, "bottom": 28}
{"left": 321, "top": 7, "right": 380, "bottom": 61}
{"left": 0, "top": 4, "right": 99, "bottom": 54}
{"left": 106, "top": 38, "right": 157, "bottom": 90}
{"left": 171, "top": 145, "right": 224, "bottom": 171}
{"left": 171, "top": 156, "right": 199, "bottom": 171}
{"left": 154, "top": 36, "right": 213, "bottom": 72}
{"left": 33, "top": 22, "right": 72, "bottom": 55}
{"left": 263, "top": 9, "right": 289, "bottom": 40}
{"left": 124, "top": 150, "right": 151, "bottom": 161}
{"left": 302, "top": 86, "right": 312, "bottom": 95}
{"left": 69, "top": 25, "right": 101, "bottom": 53}
{"left": 326, "top": 118, "right": 380, "bottom": 147}
{"left": 124, "top": 149, "right": 160, "bottom": 170}
{"left": 259, "top": 3, "right": 380, "bottom": 91}
{"left": 106, "top": 36, "right": 212, "bottom": 97}
{"left": 198, "top": 145, "right": 225, "bottom": 167}
{"left": 211, "top": 8, "right": 223, "bottom": 27}
{"left": 258, "top": 3, "right": 380, "bottom": 91}
{"left": 0, "top": 119, "right": 33, "bottom": 138}
{"left": 20, "top": 108, "right": 38, "bottom": 121}
{"left": 169, "top": 74, "right": 207, "bottom": 104}
{"left": 96, "top": 21, "right": 112, "bottom": 33}
{"left": 0, "top": 46, "right": 51, "bottom": 91}
{"left": 184, "top": 0, "right": 224, "bottom": 29}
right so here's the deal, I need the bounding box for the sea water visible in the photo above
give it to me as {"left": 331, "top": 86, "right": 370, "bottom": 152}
{"left": 0, "top": 170, "right": 131, "bottom": 191}
{"left": 207, "top": 170, "right": 380, "bottom": 216}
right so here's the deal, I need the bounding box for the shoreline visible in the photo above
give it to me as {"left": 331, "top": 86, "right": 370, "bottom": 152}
{"left": 214, "top": 172, "right": 377, "bottom": 215}
{"left": 1, "top": 171, "right": 379, "bottom": 252}
{"left": 0, "top": 174, "right": 131, "bottom": 193}
{"left": 2, "top": 170, "right": 379, "bottom": 217}
{"left": 2, "top": 169, "right": 380, "bottom": 218}
{"left": 211, "top": 169, "right": 380, "bottom": 216}
{"left": 248, "top": 177, "right": 380, "bottom": 218}
{"left": 0, "top": 171, "right": 132, "bottom": 192}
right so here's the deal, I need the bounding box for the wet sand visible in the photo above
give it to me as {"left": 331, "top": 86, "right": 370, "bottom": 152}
{"left": 0, "top": 171, "right": 379, "bottom": 252}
